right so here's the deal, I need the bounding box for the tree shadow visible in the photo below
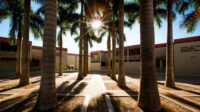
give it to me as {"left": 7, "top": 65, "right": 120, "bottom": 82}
{"left": 87, "top": 93, "right": 111, "bottom": 112}
{"left": 157, "top": 82, "right": 200, "bottom": 95}
{"left": 156, "top": 74, "right": 200, "bottom": 85}
{"left": 56, "top": 80, "right": 87, "bottom": 94}
{"left": 165, "top": 93, "right": 200, "bottom": 109}
{"left": 0, "top": 80, "right": 40, "bottom": 93}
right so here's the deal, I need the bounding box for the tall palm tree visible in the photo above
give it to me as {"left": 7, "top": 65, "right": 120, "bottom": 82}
{"left": 0, "top": 0, "right": 43, "bottom": 79}
{"left": 35, "top": 0, "right": 79, "bottom": 76}
{"left": 36, "top": 0, "right": 57, "bottom": 110}
{"left": 107, "top": 30, "right": 111, "bottom": 76}
{"left": 2, "top": 0, "right": 24, "bottom": 78}
{"left": 118, "top": 0, "right": 126, "bottom": 87}
{"left": 179, "top": 0, "right": 200, "bottom": 33}
{"left": 83, "top": 22, "right": 88, "bottom": 76}
{"left": 78, "top": 0, "right": 84, "bottom": 79}
{"left": 165, "top": 0, "right": 175, "bottom": 87}
{"left": 20, "top": 0, "right": 31, "bottom": 86}
{"left": 111, "top": 2, "right": 117, "bottom": 80}
{"left": 109, "top": 0, "right": 131, "bottom": 80}
{"left": 125, "top": 0, "right": 167, "bottom": 29}
{"left": 138, "top": 0, "right": 161, "bottom": 111}
{"left": 57, "top": 4, "right": 79, "bottom": 76}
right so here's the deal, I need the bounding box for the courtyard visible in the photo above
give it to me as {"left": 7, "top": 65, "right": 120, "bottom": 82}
{"left": 0, "top": 72, "right": 199, "bottom": 112}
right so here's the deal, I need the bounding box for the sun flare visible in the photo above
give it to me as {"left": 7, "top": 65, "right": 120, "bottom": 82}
{"left": 91, "top": 20, "right": 102, "bottom": 30}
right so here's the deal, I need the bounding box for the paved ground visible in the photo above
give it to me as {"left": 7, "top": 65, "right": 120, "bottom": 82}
{"left": 0, "top": 72, "right": 200, "bottom": 112}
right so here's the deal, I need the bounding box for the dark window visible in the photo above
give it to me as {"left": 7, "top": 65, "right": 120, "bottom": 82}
{"left": 0, "top": 57, "right": 16, "bottom": 61}
{"left": 101, "top": 61, "right": 106, "bottom": 66}
{"left": 0, "top": 42, "right": 17, "bottom": 52}
{"left": 124, "top": 49, "right": 127, "bottom": 56}
{"left": 162, "top": 59, "right": 166, "bottom": 67}
{"left": 156, "top": 59, "right": 160, "bottom": 67}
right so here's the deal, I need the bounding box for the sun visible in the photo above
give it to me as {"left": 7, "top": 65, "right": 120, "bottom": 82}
{"left": 91, "top": 20, "right": 102, "bottom": 30}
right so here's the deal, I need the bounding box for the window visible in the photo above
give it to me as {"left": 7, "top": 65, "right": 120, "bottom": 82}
{"left": 91, "top": 53, "right": 100, "bottom": 63}
{"left": 0, "top": 42, "right": 17, "bottom": 52}
{"left": 101, "top": 61, "right": 106, "bottom": 66}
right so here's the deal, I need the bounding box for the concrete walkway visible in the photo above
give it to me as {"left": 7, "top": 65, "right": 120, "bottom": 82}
{"left": 0, "top": 73, "right": 200, "bottom": 112}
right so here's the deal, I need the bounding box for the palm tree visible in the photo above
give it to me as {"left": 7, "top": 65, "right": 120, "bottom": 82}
{"left": 36, "top": 0, "right": 57, "bottom": 110}
{"left": 78, "top": 0, "right": 84, "bottom": 79}
{"left": 83, "top": 22, "right": 88, "bottom": 76}
{"left": 179, "top": 0, "right": 200, "bottom": 33}
{"left": 0, "top": 0, "right": 43, "bottom": 79}
{"left": 111, "top": 1, "right": 117, "bottom": 80}
{"left": 57, "top": 4, "right": 79, "bottom": 76}
{"left": 107, "top": 30, "right": 111, "bottom": 76}
{"left": 165, "top": 0, "right": 175, "bottom": 87}
{"left": 20, "top": 0, "right": 31, "bottom": 86}
{"left": 125, "top": 0, "right": 167, "bottom": 29}
{"left": 2, "top": 0, "right": 24, "bottom": 78}
{"left": 137, "top": 0, "right": 161, "bottom": 111}
{"left": 35, "top": 0, "right": 79, "bottom": 77}
{"left": 118, "top": 0, "right": 126, "bottom": 87}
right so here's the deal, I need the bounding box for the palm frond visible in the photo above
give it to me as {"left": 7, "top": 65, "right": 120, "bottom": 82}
{"left": 180, "top": 9, "right": 200, "bottom": 33}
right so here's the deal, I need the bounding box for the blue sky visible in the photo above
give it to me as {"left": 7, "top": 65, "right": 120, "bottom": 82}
{"left": 0, "top": 2, "right": 199, "bottom": 54}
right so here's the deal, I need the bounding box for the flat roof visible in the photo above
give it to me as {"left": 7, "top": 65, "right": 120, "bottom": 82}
{"left": 32, "top": 46, "right": 68, "bottom": 51}
{"left": 68, "top": 53, "right": 91, "bottom": 57}
{"left": 0, "top": 37, "right": 32, "bottom": 45}
{"left": 91, "top": 36, "right": 200, "bottom": 54}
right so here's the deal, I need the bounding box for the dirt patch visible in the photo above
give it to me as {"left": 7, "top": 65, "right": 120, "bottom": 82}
{"left": 0, "top": 83, "right": 19, "bottom": 91}
{"left": 110, "top": 96, "right": 142, "bottom": 112}
{"left": 102, "top": 76, "right": 113, "bottom": 81}
{"left": 158, "top": 84, "right": 175, "bottom": 90}
{"left": 104, "top": 82, "right": 138, "bottom": 91}
{"left": 175, "top": 84, "right": 200, "bottom": 94}
{"left": 158, "top": 82, "right": 200, "bottom": 95}
{"left": 110, "top": 96, "right": 192, "bottom": 112}
{"left": 19, "top": 82, "right": 40, "bottom": 89}
{"left": 0, "top": 94, "right": 12, "bottom": 99}
{"left": 184, "top": 96, "right": 200, "bottom": 102}
{"left": 87, "top": 95, "right": 109, "bottom": 112}
{"left": 2, "top": 95, "right": 85, "bottom": 112}
{"left": 160, "top": 97, "right": 192, "bottom": 112}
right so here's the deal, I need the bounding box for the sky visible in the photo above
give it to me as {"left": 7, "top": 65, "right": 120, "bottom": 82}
{"left": 0, "top": 2, "right": 200, "bottom": 54}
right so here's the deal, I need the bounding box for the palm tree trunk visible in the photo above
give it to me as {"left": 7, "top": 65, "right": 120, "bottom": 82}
{"left": 111, "top": 9, "right": 116, "bottom": 80}
{"left": 36, "top": 0, "right": 57, "bottom": 110}
{"left": 138, "top": 0, "right": 161, "bottom": 111}
{"left": 16, "top": 22, "right": 22, "bottom": 79}
{"left": 86, "top": 35, "right": 88, "bottom": 74}
{"left": 107, "top": 32, "right": 111, "bottom": 76}
{"left": 83, "top": 4, "right": 88, "bottom": 76}
{"left": 118, "top": 0, "right": 126, "bottom": 87}
{"left": 20, "top": 0, "right": 31, "bottom": 86}
{"left": 78, "top": 0, "right": 84, "bottom": 79}
{"left": 83, "top": 26, "right": 87, "bottom": 76}
{"left": 165, "top": 0, "right": 175, "bottom": 87}
{"left": 59, "top": 30, "right": 63, "bottom": 76}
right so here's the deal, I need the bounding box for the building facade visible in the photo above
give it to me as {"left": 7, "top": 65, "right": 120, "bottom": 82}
{"left": 0, "top": 37, "right": 91, "bottom": 74}
{"left": 90, "top": 36, "right": 200, "bottom": 76}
